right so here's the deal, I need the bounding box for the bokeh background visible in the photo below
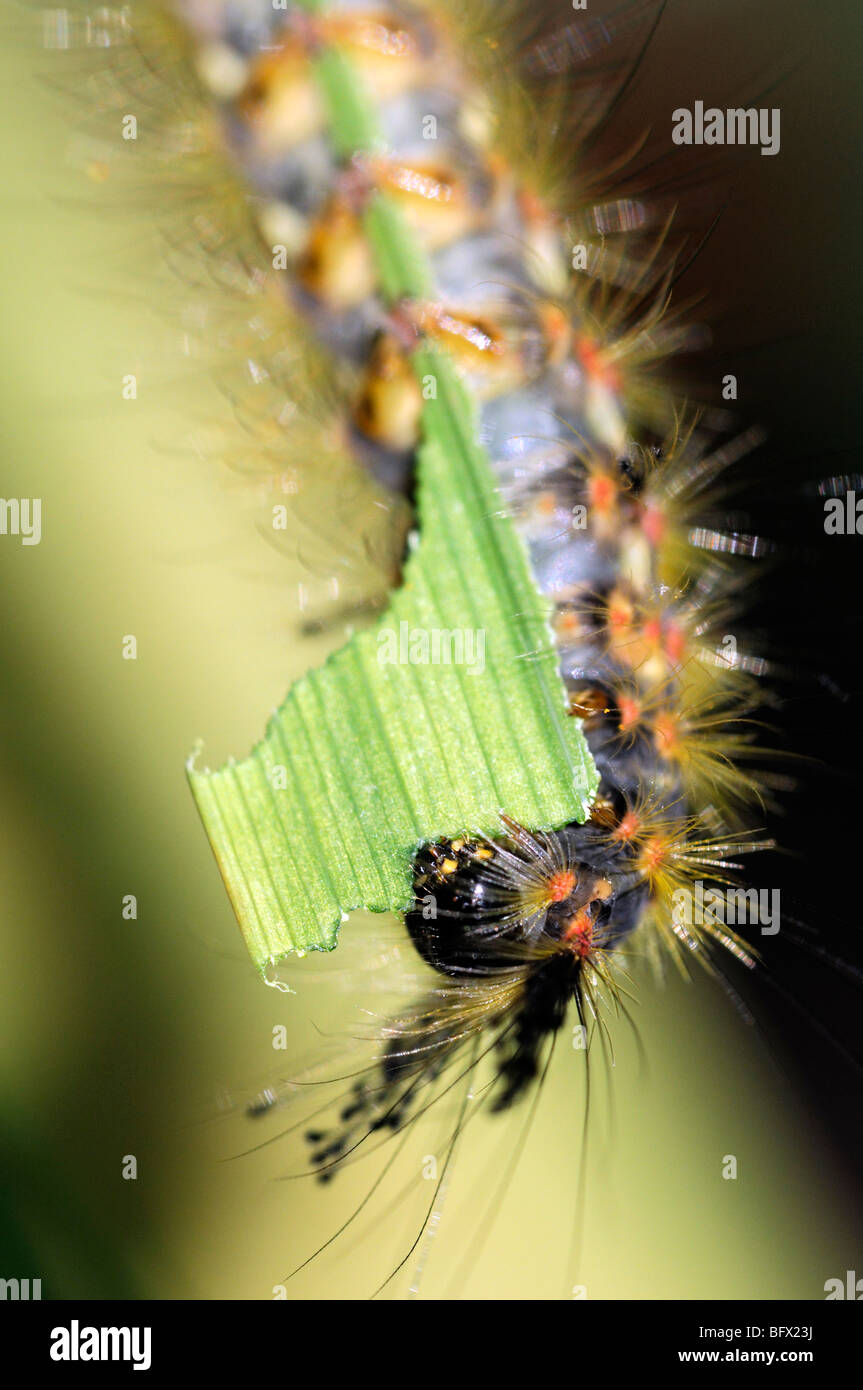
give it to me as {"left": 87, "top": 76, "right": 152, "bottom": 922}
{"left": 0, "top": 0, "right": 861, "bottom": 1298}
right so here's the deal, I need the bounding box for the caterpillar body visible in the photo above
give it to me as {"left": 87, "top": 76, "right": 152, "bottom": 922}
{"left": 184, "top": 3, "right": 767, "bottom": 1119}
{"left": 39, "top": 0, "right": 862, "bottom": 1297}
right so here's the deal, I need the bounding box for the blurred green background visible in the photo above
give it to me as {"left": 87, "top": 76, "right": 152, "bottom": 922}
{"left": 0, "top": 0, "right": 860, "bottom": 1298}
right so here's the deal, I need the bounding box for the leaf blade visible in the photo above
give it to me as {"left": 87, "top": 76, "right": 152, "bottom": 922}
{"left": 188, "top": 31, "right": 598, "bottom": 969}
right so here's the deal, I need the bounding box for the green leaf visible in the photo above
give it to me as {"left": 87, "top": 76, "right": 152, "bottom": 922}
{"left": 188, "top": 32, "right": 598, "bottom": 970}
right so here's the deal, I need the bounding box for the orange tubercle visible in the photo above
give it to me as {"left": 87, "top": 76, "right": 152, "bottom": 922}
{"left": 563, "top": 908, "right": 594, "bottom": 957}
{"left": 323, "top": 12, "right": 419, "bottom": 61}
{"left": 637, "top": 834, "right": 669, "bottom": 880}
{"left": 547, "top": 869, "right": 577, "bottom": 903}
{"left": 653, "top": 710, "right": 680, "bottom": 754}
{"left": 588, "top": 470, "right": 617, "bottom": 515}
{"left": 642, "top": 615, "right": 662, "bottom": 647}
{"left": 607, "top": 590, "right": 634, "bottom": 632}
{"left": 642, "top": 503, "right": 666, "bottom": 548}
{"left": 416, "top": 303, "right": 505, "bottom": 363}
{"left": 617, "top": 694, "right": 642, "bottom": 731}
{"left": 664, "top": 623, "right": 687, "bottom": 667}
{"left": 518, "top": 186, "right": 549, "bottom": 223}
{"left": 555, "top": 609, "right": 582, "bottom": 639}
{"left": 612, "top": 809, "right": 641, "bottom": 843}
{"left": 576, "top": 336, "right": 623, "bottom": 392}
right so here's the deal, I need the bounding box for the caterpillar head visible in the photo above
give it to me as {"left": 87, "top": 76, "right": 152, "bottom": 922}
{"left": 407, "top": 820, "right": 649, "bottom": 981}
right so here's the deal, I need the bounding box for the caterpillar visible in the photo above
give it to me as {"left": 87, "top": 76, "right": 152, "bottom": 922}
{"left": 34, "top": 0, "right": 863, "bottom": 1300}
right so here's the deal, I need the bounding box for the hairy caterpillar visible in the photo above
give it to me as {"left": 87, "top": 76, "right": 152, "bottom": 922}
{"left": 32, "top": 0, "right": 863, "bottom": 1301}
